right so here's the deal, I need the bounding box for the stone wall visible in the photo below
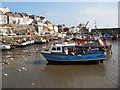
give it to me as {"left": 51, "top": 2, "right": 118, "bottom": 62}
{"left": 0, "top": 24, "right": 37, "bottom": 34}
{"left": 91, "top": 28, "right": 120, "bottom": 35}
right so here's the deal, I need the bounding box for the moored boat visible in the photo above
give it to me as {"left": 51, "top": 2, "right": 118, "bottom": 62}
{"left": 0, "top": 42, "right": 11, "bottom": 50}
{"left": 76, "top": 40, "right": 112, "bottom": 52}
{"left": 73, "top": 36, "right": 112, "bottom": 53}
{"left": 75, "top": 37, "right": 107, "bottom": 44}
{"left": 34, "top": 38, "right": 49, "bottom": 44}
{"left": 40, "top": 43, "right": 106, "bottom": 63}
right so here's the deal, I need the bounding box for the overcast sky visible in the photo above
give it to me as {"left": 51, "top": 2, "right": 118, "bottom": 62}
{"left": 1, "top": 1, "right": 119, "bottom": 28}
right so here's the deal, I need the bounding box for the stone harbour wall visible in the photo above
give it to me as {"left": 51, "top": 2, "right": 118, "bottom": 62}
{"left": 0, "top": 24, "right": 37, "bottom": 34}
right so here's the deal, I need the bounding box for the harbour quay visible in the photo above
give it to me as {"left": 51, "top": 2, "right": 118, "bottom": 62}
{"left": 0, "top": 33, "right": 61, "bottom": 49}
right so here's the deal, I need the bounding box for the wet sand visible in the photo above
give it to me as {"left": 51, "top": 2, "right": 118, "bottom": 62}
{"left": 2, "top": 40, "right": 119, "bottom": 88}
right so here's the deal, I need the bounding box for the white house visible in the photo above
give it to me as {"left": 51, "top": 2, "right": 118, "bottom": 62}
{"left": 69, "top": 27, "right": 76, "bottom": 33}
{"left": 12, "top": 13, "right": 24, "bottom": 24}
{"left": 27, "top": 15, "right": 34, "bottom": 25}
{"left": 42, "top": 18, "right": 47, "bottom": 23}
{"left": 0, "top": 7, "right": 10, "bottom": 13}
{"left": 53, "top": 25, "right": 58, "bottom": 33}
{"left": 35, "top": 16, "right": 40, "bottom": 21}
{"left": 27, "top": 18, "right": 33, "bottom": 25}
{"left": 20, "top": 13, "right": 29, "bottom": 25}
{"left": 39, "top": 16, "right": 46, "bottom": 23}
{"left": 5, "top": 12, "right": 15, "bottom": 24}
{"left": 47, "top": 23, "right": 53, "bottom": 30}
{"left": 0, "top": 11, "right": 7, "bottom": 24}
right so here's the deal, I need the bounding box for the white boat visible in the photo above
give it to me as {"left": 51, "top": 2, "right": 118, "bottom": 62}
{"left": 0, "top": 43, "right": 11, "bottom": 50}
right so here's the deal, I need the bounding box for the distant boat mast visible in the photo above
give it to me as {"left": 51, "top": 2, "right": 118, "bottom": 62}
{"left": 94, "top": 20, "right": 97, "bottom": 29}
{"left": 94, "top": 20, "right": 98, "bottom": 33}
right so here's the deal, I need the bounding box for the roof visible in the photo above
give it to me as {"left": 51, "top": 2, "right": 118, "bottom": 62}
{"left": 5, "top": 12, "right": 14, "bottom": 17}
{"left": 0, "top": 7, "right": 10, "bottom": 13}
{"left": 40, "top": 16, "right": 45, "bottom": 19}
{"left": 20, "top": 13, "right": 28, "bottom": 17}
{"left": 0, "top": 11, "right": 3, "bottom": 15}
{"left": 53, "top": 43, "right": 76, "bottom": 47}
{"left": 0, "top": 7, "right": 8, "bottom": 9}
{"left": 12, "top": 13, "right": 23, "bottom": 18}
{"left": 29, "top": 15, "right": 35, "bottom": 19}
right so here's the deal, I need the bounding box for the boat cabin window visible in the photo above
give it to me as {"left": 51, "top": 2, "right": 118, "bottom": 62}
{"left": 57, "top": 47, "right": 61, "bottom": 50}
{"left": 51, "top": 47, "right": 61, "bottom": 51}
{"left": 51, "top": 47, "right": 56, "bottom": 50}
{"left": 50, "top": 46, "right": 62, "bottom": 52}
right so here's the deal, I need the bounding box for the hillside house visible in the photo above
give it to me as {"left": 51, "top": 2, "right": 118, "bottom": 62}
{"left": 0, "top": 11, "right": 7, "bottom": 24}
{"left": 20, "top": 13, "right": 29, "bottom": 25}
{"left": 40, "top": 16, "right": 46, "bottom": 23}
{"left": 12, "top": 13, "right": 24, "bottom": 24}
{"left": 0, "top": 7, "right": 10, "bottom": 13}
{"left": 53, "top": 25, "right": 58, "bottom": 33}
{"left": 47, "top": 23, "right": 53, "bottom": 30}
{"left": 28, "top": 15, "right": 34, "bottom": 25}
{"left": 5, "top": 12, "right": 15, "bottom": 24}
{"left": 47, "top": 22, "right": 55, "bottom": 34}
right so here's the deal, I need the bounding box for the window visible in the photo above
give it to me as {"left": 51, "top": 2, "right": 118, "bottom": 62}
{"left": 51, "top": 47, "right": 56, "bottom": 50}
{"left": 57, "top": 47, "right": 61, "bottom": 50}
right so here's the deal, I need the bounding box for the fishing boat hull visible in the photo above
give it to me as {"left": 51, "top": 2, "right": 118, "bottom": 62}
{"left": 41, "top": 53, "right": 106, "bottom": 63}
{"left": 75, "top": 45, "right": 112, "bottom": 49}
{"left": 34, "top": 40, "right": 42, "bottom": 44}
{"left": 1, "top": 45, "right": 11, "bottom": 50}
{"left": 0, "top": 43, "right": 11, "bottom": 50}
{"left": 76, "top": 39, "right": 107, "bottom": 44}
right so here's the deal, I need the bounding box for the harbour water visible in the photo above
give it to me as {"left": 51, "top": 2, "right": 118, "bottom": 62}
{"left": 2, "top": 39, "right": 119, "bottom": 88}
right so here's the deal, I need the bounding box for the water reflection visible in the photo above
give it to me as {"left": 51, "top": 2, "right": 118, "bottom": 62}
{"left": 41, "top": 64, "right": 107, "bottom": 88}
{"left": 47, "top": 61, "right": 100, "bottom": 65}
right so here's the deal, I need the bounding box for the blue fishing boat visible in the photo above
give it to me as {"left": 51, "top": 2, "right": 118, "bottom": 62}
{"left": 34, "top": 38, "right": 49, "bottom": 44}
{"left": 40, "top": 43, "right": 106, "bottom": 63}
{"left": 34, "top": 40, "right": 42, "bottom": 44}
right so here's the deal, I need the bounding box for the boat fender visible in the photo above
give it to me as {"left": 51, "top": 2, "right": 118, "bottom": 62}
{"left": 104, "top": 52, "right": 107, "bottom": 55}
{"left": 98, "top": 39, "right": 104, "bottom": 45}
{"left": 64, "top": 48, "right": 68, "bottom": 54}
{"left": 77, "top": 54, "right": 81, "bottom": 56}
{"left": 71, "top": 52, "right": 75, "bottom": 55}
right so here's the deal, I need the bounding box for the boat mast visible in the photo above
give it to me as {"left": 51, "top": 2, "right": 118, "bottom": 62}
{"left": 94, "top": 20, "right": 97, "bottom": 29}
{"left": 94, "top": 20, "right": 97, "bottom": 33}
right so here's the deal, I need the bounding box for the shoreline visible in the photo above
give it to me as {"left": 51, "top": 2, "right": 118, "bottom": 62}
{"left": 1, "top": 34, "right": 58, "bottom": 43}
